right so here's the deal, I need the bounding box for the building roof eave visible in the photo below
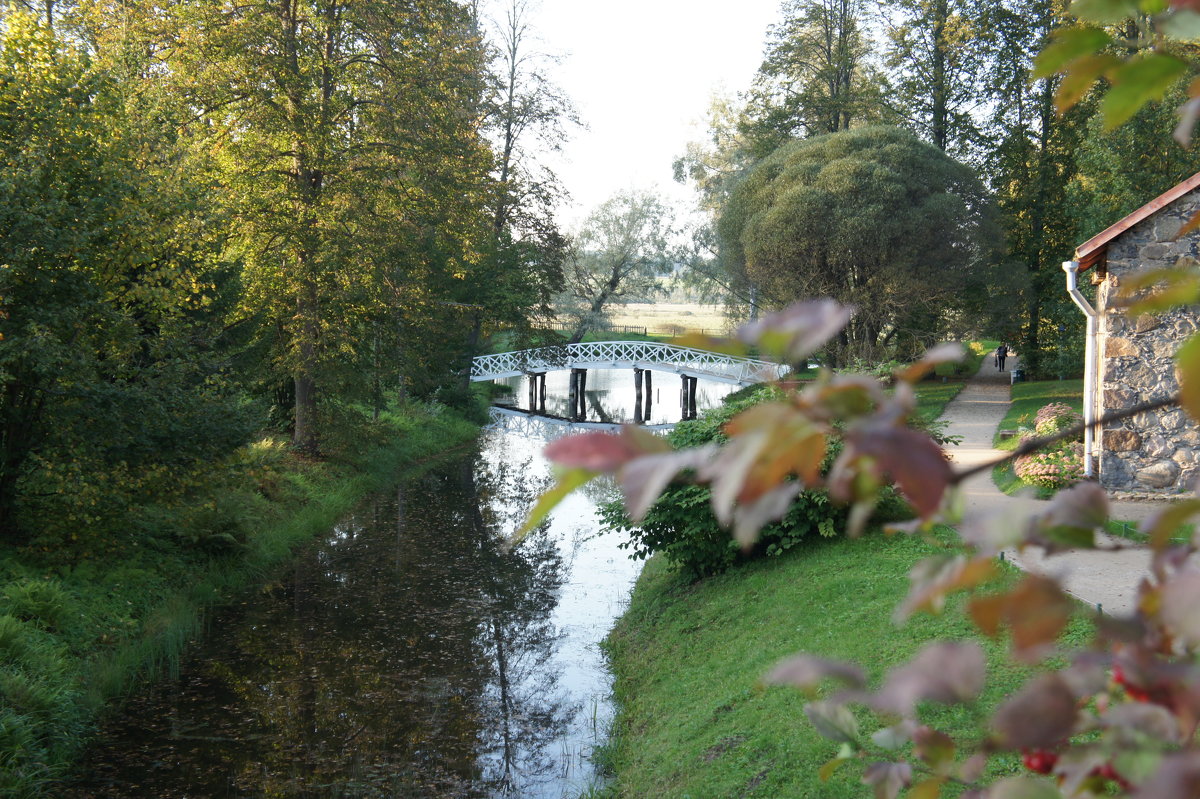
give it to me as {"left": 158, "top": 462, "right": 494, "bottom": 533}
{"left": 1074, "top": 170, "right": 1200, "bottom": 272}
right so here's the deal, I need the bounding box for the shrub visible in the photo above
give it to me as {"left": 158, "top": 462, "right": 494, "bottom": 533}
{"left": 1014, "top": 442, "right": 1084, "bottom": 489}
{"left": 599, "top": 384, "right": 894, "bottom": 580}
{"left": 600, "top": 483, "right": 843, "bottom": 581}
{"left": 1032, "top": 401, "right": 1082, "bottom": 438}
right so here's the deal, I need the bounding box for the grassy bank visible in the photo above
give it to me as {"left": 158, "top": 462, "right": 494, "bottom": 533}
{"left": 598, "top": 534, "right": 1090, "bottom": 797}
{"left": 991, "top": 379, "right": 1083, "bottom": 497}
{"left": 0, "top": 401, "right": 478, "bottom": 797}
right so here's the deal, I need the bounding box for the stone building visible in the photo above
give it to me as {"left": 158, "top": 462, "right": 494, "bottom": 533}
{"left": 1071, "top": 171, "right": 1200, "bottom": 493}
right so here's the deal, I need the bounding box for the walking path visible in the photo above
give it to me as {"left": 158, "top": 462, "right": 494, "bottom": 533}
{"left": 940, "top": 351, "right": 1172, "bottom": 615}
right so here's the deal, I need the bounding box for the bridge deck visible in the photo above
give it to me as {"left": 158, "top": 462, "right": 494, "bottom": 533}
{"left": 471, "top": 340, "right": 787, "bottom": 386}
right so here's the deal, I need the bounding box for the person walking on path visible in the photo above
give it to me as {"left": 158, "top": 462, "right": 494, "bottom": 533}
{"left": 938, "top": 347, "right": 1172, "bottom": 615}
{"left": 995, "top": 343, "right": 1008, "bottom": 371}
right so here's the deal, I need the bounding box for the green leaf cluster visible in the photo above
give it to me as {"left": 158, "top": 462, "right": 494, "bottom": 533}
{"left": 598, "top": 388, "right": 848, "bottom": 580}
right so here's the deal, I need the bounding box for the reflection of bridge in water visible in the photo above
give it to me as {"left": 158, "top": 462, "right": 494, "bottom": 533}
{"left": 485, "top": 407, "right": 674, "bottom": 440}
{"left": 471, "top": 341, "right": 788, "bottom": 422}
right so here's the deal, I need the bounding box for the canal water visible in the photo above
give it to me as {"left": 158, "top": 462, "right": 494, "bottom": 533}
{"left": 68, "top": 370, "right": 737, "bottom": 798}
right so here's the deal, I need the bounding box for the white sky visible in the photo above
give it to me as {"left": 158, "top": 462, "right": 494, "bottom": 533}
{"left": 482, "top": 0, "right": 783, "bottom": 231}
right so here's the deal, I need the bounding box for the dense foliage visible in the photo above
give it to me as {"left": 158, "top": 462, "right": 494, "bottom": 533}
{"left": 678, "top": 0, "right": 1200, "bottom": 376}
{"left": 0, "top": 1, "right": 571, "bottom": 793}
{"left": 0, "top": 0, "right": 565, "bottom": 546}
{"left": 718, "top": 126, "right": 997, "bottom": 365}
{"left": 599, "top": 388, "right": 846, "bottom": 579}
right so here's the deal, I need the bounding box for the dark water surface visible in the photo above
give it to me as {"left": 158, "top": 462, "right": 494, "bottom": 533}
{"left": 68, "top": 376, "right": 735, "bottom": 798}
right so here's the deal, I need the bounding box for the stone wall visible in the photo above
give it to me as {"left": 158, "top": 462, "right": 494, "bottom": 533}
{"left": 1095, "top": 190, "right": 1200, "bottom": 492}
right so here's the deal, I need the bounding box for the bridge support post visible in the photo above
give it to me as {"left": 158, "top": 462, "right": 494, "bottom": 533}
{"left": 645, "top": 369, "right": 653, "bottom": 414}
{"left": 526, "top": 372, "right": 546, "bottom": 413}
{"left": 679, "top": 375, "right": 698, "bottom": 420}
{"left": 569, "top": 368, "right": 587, "bottom": 421}
{"left": 634, "top": 368, "right": 644, "bottom": 423}
{"left": 568, "top": 368, "right": 577, "bottom": 419}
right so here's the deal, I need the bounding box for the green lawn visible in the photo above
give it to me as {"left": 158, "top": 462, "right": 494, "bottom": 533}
{"left": 597, "top": 533, "right": 1092, "bottom": 798}
{"left": 913, "top": 380, "right": 965, "bottom": 422}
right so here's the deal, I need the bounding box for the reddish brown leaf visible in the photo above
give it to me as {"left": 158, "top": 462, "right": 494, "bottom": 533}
{"left": 738, "top": 299, "right": 853, "bottom": 365}
{"left": 992, "top": 674, "right": 1079, "bottom": 750}
{"left": 862, "top": 761, "right": 913, "bottom": 799}
{"left": 724, "top": 402, "right": 828, "bottom": 493}
{"left": 852, "top": 424, "right": 952, "bottom": 518}
{"left": 871, "top": 642, "right": 986, "bottom": 716}
{"left": 896, "top": 555, "right": 996, "bottom": 622}
{"left": 703, "top": 430, "right": 773, "bottom": 528}
{"left": 971, "top": 575, "right": 1074, "bottom": 660}
{"left": 765, "top": 654, "right": 867, "bottom": 690}
{"left": 618, "top": 446, "right": 716, "bottom": 522}
{"left": 543, "top": 426, "right": 668, "bottom": 472}
{"left": 731, "top": 482, "right": 801, "bottom": 548}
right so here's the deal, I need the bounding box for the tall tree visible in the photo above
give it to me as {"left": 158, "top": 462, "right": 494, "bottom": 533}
{"left": 878, "top": 0, "right": 991, "bottom": 156}
{"left": 740, "top": 0, "right": 887, "bottom": 159}
{"left": 984, "top": 0, "right": 1087, "bottom": 376}
{"left": 559, "top": 191, "right": 676, "bottom": 344}
{"left": 718, "top": 126, "right": 999, "bottom": 364}
{"left": 154, "top": 0, "right": 494, "bottom": 451}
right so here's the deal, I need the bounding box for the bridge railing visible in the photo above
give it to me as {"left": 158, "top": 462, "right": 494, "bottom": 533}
{"left": 471, "top": 341, "right": 789, "bottom": 385}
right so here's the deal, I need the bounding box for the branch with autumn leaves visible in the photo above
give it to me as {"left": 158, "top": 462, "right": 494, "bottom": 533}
{"left": 524, "top": 296, "right": 1200, "bottom": 798}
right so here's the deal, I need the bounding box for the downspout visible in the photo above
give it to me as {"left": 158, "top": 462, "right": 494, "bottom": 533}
{"left": 1063, "top": 261, "right": 1097, "bottom": 478}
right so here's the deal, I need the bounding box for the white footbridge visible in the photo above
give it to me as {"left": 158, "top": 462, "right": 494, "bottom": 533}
{"left": 470, "top": 340, "right": 788, "bottom": 386}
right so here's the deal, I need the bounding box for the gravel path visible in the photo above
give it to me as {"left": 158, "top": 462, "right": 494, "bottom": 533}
{"left": 940, "top": 350, "right": 1173, "bottom": 615}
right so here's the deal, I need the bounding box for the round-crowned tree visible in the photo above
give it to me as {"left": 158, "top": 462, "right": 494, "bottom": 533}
{"left": 718, "top": 125, "right": 1003, "bottom": 365}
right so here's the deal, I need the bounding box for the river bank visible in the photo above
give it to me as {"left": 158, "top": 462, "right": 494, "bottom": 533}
{"left": 1, "top": 402, "right": 478, "bottom": 797}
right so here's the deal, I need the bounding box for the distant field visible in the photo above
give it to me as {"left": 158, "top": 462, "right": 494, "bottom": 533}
{"left": 600, "top": 302, "right": 734, "bottom": 335}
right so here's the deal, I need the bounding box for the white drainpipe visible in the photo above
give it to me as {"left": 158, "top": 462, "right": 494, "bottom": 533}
{"left": 1063, "top": 260, "right": 1097, "bottom": 478}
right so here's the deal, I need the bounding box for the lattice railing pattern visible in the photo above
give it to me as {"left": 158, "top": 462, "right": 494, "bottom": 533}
{"left": 471, "top": 341, "right": 787, "bottom": 385}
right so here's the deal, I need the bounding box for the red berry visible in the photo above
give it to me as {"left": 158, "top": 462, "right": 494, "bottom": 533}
{"left": 1023, "top": 749, "right": 1058, "bottom": 774}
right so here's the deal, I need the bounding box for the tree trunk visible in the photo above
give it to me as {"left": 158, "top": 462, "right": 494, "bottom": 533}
{"left": 930, "top": 0, "right": 949, "bottom": 151}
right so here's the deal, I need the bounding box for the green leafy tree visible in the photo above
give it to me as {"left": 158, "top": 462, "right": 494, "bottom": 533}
{"left": 981, "top": 0, "right": 1086, "bottom": 376}
{"left": 717, "top": 126, "right": 998, "bottom": 364}
{"left": 559, "top": 191, "right": 677, "bottom": 344}
{"left": 879, "top": 0, "right": 992, "bottom": 155}
{"left": 151, "top": 0, "right": 494, "bottom": 451}
{"left": 0, "top": 12, "right": 251, "bottom": 544}
{"left": 1069, "top": 89, "right": 1200, "bottom": 239}
{"left": 740, "top": 0, "right": 887, "bottom": 159}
